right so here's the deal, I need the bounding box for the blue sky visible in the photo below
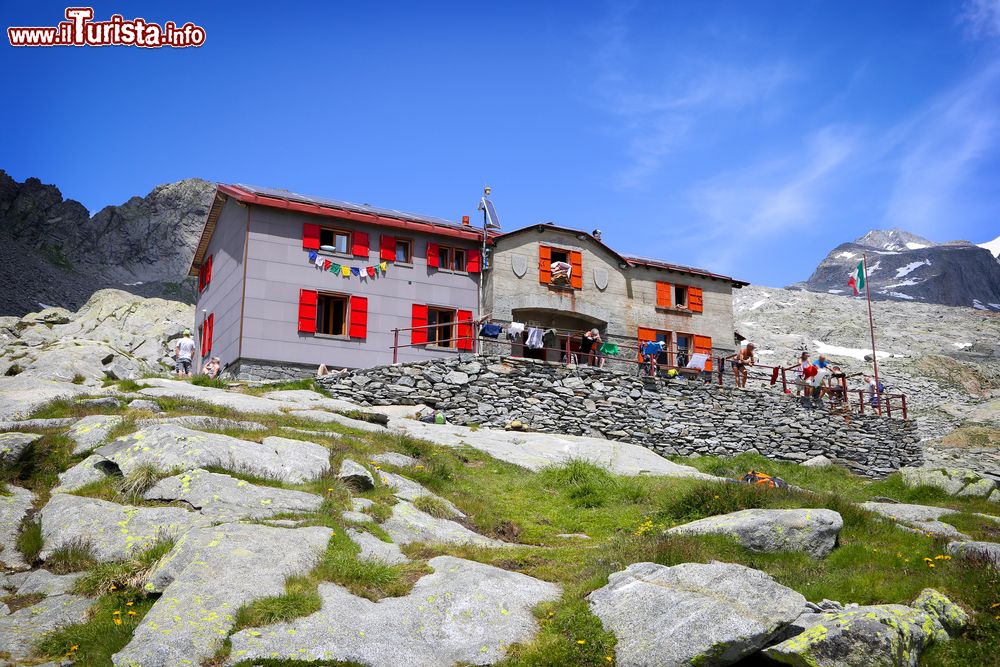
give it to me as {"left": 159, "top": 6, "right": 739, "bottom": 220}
{"left": 2, "top": 1, "right": 999, "bottom": 287}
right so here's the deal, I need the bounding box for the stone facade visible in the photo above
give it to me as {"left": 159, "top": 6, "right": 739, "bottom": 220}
{"left": 319, "top": 355, "right": 922, "bottom": 478}
{"left": 226, "top": 358, "right": 314, "bottom": 382}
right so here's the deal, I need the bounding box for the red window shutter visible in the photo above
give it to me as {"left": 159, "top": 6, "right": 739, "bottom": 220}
{"left": 205, "top": 255, "right": 213, "bottom": 288}
{"left": 303, "top": 223, "right": 320, "bottom": 250}
{"left": 689, "top": 287, "right": 704, "bottom": 313}
{"left": 466, "top": 248, "right": 481, "bottom": 273}
{"left": 411, "top": 304, "right": 428, "bottom": 345}
{"left": 206, "top": 313, "right": 214, "bottom": 355}
{"left": 427, "top": 243, "right": 439, "bottom": 268}
{"left": 570, "top": 251, "right": 583, "bottom": 289}
{"left": 693, "top": 334, "right": 713, "bottom": 371}
{"left": 656, "top": 282, "right": 672, "bottom": 308}
{"left": 380, "top": 235, "right": 396, "bottom": 261}
{"left": 198, "top": 264, "right": 205, "bottom": 292}
{"left": 298, "top": 289, "right": 318, "bottom": 333}
{"left": 456, "top": 309, "right": 474, "bottom": 350}
{"left": 349, "top": 296, "right": 368, "bottom": 338}
{"left": 539, "top": 246, "right": 552, "bottom": 284}
{"left": 199, "top": 324, "right": 205, "bottom": 352}
{"left": 352, "top": 231, "right": 369, "bottom": 257}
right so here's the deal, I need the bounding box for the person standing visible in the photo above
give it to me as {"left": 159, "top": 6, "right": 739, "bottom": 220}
{"left": 732, "top": 342, "right": 756, "bottom": 388}
{"left": 175, "top": 329, "right": 196, "bottom": 378}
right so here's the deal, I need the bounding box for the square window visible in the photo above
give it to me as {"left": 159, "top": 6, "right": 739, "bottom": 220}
{"left": 550, "top": 249, "right": 569, "bottom": 265}
{"left": 395, "top": 239, "right": 413, "bottom": 263}
{"left": 316, "top": 293, "right": 348, "bottom": 336}
{"left": 319, "top": 228, "right": 351, "bottom": 254}
{"left": 427, "top": 307, "right": 455, "bottom": 347}
{"left": 674, "top": 285, "right": 688, "bottom": 308}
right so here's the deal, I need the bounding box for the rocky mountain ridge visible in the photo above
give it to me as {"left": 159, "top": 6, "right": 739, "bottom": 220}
{"left": 790, "top": 228, "right": 1000, "bottom": 311}
{"left": 0, "top": 170, "right": 215, "bottom": 316}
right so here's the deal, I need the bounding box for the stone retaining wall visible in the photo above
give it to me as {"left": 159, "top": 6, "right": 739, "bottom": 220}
{"left": 319, "top": 355, "right": 922, "bottom": 477}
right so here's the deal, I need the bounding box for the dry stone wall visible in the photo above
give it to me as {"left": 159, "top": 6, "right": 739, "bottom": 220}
{"left": 319, "top": 355, "right": 922, "bottom": 477}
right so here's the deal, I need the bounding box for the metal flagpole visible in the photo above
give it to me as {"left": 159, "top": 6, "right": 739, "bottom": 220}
{"left": 863, "top": 254, "right": 881, "bottom": 415}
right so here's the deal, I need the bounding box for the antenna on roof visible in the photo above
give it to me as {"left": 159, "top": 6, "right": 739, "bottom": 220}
{"left": 477, "top": 185, "right": 501, "bottom": 230}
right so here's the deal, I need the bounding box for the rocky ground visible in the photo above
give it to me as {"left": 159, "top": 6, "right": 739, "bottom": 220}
{"left": 0, "top": 290, "right": 998, "bottom": 666}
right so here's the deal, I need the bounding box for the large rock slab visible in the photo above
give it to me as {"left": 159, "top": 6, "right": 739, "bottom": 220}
{"left": 39, "top": 493, "right": 207, "bottom": 562}
{"left": 900, "top": 466, "right": 998, "bottom": 498}
{"left": 371, "top": 452, "right": 420, "bottom": 468}
{"left": 0, "top": 486, "right": 36, "bottom": 570}
{"left": 136, "top": 415, "right": 268, "bottom": 432}
{"left": 0, "top": 594, "right": 93, "bottom": 659}
{"left": 382, "top": 501, "right": 506, "bottom": 548}
{"left": 912, "top": 588, "right": 969, "bottom": 636}
{"left": 587, "top": 561, "right": 806, "bottom": 666}
{"left": 137, "top": 378, "right": 289, "bottom": 414}
{"left": 113, "top": 523, "right": 332, "bottom": 667}
{"left": 0, "top": 432, "right": 40, "bottom": 466}
{"left": 667, "top": 509, "right": 843, "bottom": 558}
{"left": 347, "top": 528, "right": 408, "bottom": 565}
{"left": 764, "top": 604, "right": 947, "bottom": 666}
{"left": 66, "top": 414, "right": 123, "bottom": 454}
{"left": 288, "top": 409, "right": 386, "bottom": 432}
{"left": 947, "top": 540, "right": 1000, "bottom": 566}
{"left": 385, "top": 416, "right": 721, "bottom": 479}
{"left": 94, "top": 425, "right": 330, "bottom": 483}
{"left": 262, "top": 389, "right": 358, "bottom": 412}
{"left": 16, "top": 569, "right": 83, "bottom": 597}
{"left": 143, "top": 468, "right": 323, "bottom": 519}
{"left": 227, "top": 555, "right": 561, "bottom": 666}
{"left": 860, "top": 502, "right": 968, "bottom": 539}
{"left": 377, "top": 470, "right": 463, "bottom": 517}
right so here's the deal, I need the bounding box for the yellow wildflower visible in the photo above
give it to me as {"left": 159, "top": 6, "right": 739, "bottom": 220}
{"left": 128, "top": 610, "right": 137, "bottom": 616}
{"left": 577, "top": 640, "right": 586, "bottom": 645}
{"left": 113, "top": 617, "right": 123, "bottom": 625}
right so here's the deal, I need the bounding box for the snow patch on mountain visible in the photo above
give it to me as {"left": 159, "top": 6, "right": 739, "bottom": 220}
{"left": 894, "top": 260, "right": 931, "bottom": 279}
{"left": 979, "top": 235, "right": 1000, "bottom": 258}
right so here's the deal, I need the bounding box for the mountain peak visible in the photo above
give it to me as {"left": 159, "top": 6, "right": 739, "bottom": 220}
{"left": 853, "top": 229, "right": 935, "bottom": 252}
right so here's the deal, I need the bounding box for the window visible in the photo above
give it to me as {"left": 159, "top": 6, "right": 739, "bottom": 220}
{"left": 539, "top": 246, "right": 582, "bottom": 288}
{"left": 638, "top": 327, "right": 672, "bottom": 366}
{"left": 427, "top": 307, "right": 455, "bottom": 347}
{"left": 675, "top": 333, "right": 691, "bottom": 368}
{"left": 316, "top": 293, "right": 349, "bottom": 336}
{"left": 550, "top": 248, "right": 569, "bottom": 265}
{"left": 198, "top": 255, "right": 213, "bottom": 292}
{"left": 674, "top": 285, "right": 688, "bottom": 308}
{"left": 319, "top": 228, "right": 351, "bottom": 254}
{"left": 438, "top": 246, "right": 467, "bottom": 272}
{"left": 395, "top": 239, "right": 413, "bottom": 263}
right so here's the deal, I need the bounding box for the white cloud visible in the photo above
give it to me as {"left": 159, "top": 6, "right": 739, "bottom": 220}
{"left": 958, "top": 0, "right": 1000, "bottom": 39}
{"left": 589, "top": 6, "right": 794, "bottom": 189}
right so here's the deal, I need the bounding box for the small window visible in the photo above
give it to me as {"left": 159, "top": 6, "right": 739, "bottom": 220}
{"left": 452, "top": 248, "right": 466, "bottom": 271}
{"left": 550, "top": 249, "right": 569, "bottom": 265}
{"left": 674, "top": 285, "right": 688, "bottom": 308}
{"left": 676, "top": 334, "right": 691, "bottom": 367}
{"left": 395, "top": 239, "right": 413, "bottom": 263}
{"left": 427, "top": 307, "right": 455, "bottom": 347}
{"left": 439, "top": 247, "right": 452, "bottom": 270}
{"left": 316, "top": 293, "right": 348, "bottom": 336}
{"left": 319, "top": 228, "right": 351, "bottom": 254}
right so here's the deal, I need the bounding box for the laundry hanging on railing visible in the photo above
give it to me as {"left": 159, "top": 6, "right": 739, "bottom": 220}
{"left": 480, "top": 323, "right": 502, "bottom": 338}
{"left": 525, "top": 327, "right": 545, "bottom": 349}
{"left": 507, "top": 322, "right": 525, "bottom": 339}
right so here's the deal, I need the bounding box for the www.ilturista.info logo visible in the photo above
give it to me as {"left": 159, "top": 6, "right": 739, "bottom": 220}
{"left": 8, "top": 7, "right": 206, "bottom": 48}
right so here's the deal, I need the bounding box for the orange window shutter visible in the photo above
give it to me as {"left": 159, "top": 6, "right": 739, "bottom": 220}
{"left": 689, "top": 287, "right": 704, "bottom": 313}
{"left": 570, "top": 251, "right": 583, "bottom": 289}
{"left": 656, "top": 282, "right": 672, "bottom": 308}
{"left": 694, "top": 335, "right": 713, "bottom": 371}
{"left": 538, "top": 246, "right": 552, "bottom": 284}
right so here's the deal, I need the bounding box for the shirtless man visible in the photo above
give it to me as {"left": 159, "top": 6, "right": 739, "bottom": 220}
{"left": 732, "top": 342, "right": 756, "bottom": 388}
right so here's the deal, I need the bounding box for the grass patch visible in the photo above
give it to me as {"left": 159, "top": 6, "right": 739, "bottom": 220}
{"left": 412, "top": 494, "right": 453, "bottom": 518}
{"left": 117, "top": 462, "right": 165, "bottom": 501}
{"left": 191, "top": 375, "right": 228, "bottom": 389}
{"left": 241, "top": 378, "right": 326, "bottom": 396}
{"left": 232, "top": 575, "right": 322, "bottom": 631}
{"left": 47, "top": 538, "right": 98, "bottom": 573}
{"left": 16, "top": 517, "right": 43, "bottom": 564}
{"left": 74, "top": 537, "right": 176, "bottom": 596}
{"left": 71, "top": 373, "right": 86, "bottom": 385}
{"left": 37, "top": 590, "right": 154, "bottom": 664}
{"left": 1, "top": 433, "right": 76, "bottom": 499}
{"left": 115, "top": 379, "right": 145, "bottom": 393}
{"left": 1, "top": 592, "right": 45, "bottom": 611}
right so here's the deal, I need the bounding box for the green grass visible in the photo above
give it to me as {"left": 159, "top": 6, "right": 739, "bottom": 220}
{"left": 412, "top": 494, "right": 453, "bottom": 518}
{"left": 1, "top": 433, "right": 76, "bottom": 500}
{"left": 71, "top": 373, "right": 86, "bottom": 385}
{"left": 191, "top": 375, "right": 228, "bottom": 389}
{"left": 16, "top": 517, "right": 43, "bottom": 564}
{"left": 47, "top": 538, "right": 98, "bottom": 573}
{"left": 73, "top": 538, "right": 176, "bottom": 596}
{"left": 37, "top": 590, "right": 155, "bottom": 664}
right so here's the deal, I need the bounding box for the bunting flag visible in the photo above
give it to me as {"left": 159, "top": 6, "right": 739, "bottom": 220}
{"left": 367, "top": 266, "right": 376, "bottom": 278}
{"left": 380, "top": 261, "right": 388, "bottom": 273}
{"left": 308, "top": 251, "right": 318, "bottom": 263}
{"left": 304, "top": 250, "right": 392, "bottom": 284}
{"left": 340, "top": 265, "right": 350, "bottom": 277}
{"left": 350, "top": 267, "right": 361, "bottom": 277}
{"left": 322, "top": 259, "right": 331, "bottom": 271}
{"left": 314, "top": 255, "right": 324, "bottom": 268}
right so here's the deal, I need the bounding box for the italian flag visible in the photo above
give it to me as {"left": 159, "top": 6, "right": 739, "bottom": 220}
{"left": 847, "top": 261, "right": 865, "bottom": 296}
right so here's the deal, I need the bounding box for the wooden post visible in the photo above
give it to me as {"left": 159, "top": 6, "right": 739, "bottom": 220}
{"left": 392, "top": 329, "right": 399, "bottom": 364}
{"left": 901, "top": 394, "right": 908, "bottom": 420}
{"left": 780, "top": 367, "right": 787, "bottom": 393}
{"left": 858, "top": 390, "right": 864, "bottom": 415}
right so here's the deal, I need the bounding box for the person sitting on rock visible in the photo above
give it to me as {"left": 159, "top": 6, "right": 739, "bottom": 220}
{"left": 201, "top": 356, "right": 221, "bottom": 379}
{"left": 175, "top": 329, "right": 196, "bottom": 378}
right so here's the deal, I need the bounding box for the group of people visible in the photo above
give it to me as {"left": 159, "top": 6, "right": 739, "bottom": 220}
{"left": 727, "top": 344, "right": 885, "bottom": 407}
{"left": 173, "top": 329, "right": 221, "bottom": 379}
